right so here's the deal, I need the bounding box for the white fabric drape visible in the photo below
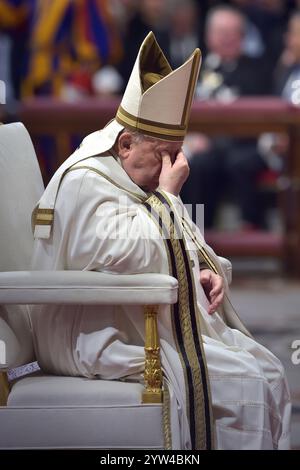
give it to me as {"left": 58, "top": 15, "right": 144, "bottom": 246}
{"left": 30, "top": 154, "right": 291, "bottom": 450}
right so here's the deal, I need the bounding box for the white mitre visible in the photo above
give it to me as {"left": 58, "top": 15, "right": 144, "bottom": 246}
{"left": 33, "top": 31, "right": 201, "bottom": 239}
{"left": 116, "top": 31, "right": 201, "bottom": 141}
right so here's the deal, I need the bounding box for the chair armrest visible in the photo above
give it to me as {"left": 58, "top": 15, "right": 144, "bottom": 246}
{"left": 218, "top": 256, "right": 232, "bottom": 285}
{"left": 0, "top": 271, "right": 178, "bottom": 305}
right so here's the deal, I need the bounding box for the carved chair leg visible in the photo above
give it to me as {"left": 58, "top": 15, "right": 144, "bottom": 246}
{"left": 0, "top": 371, "right": 10, "bottom": 406}
{"left": 142, "top": 305, "right": 163, "bottom": 404}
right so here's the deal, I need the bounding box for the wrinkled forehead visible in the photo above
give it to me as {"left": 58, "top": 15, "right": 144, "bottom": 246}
{"left": 153, "top": 139, "right": 183, "bottom": 153}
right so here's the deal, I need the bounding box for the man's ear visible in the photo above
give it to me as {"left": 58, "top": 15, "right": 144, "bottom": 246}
{"left": 118, "top": 132, "right": 133, "bottom": 160}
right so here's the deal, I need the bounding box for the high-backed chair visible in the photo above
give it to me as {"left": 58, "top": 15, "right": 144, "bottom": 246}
{"left": 0, "top": 122, "right": 178, "bottom": 449}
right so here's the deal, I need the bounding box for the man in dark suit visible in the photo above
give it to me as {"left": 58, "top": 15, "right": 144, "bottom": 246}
{"left": 181, "top": 5, "right": 271, "bottom": 229}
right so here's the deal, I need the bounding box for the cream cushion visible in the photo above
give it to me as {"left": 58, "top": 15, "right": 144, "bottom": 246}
{"left": 1, "top": 375, "right": 163, "bottom": 449}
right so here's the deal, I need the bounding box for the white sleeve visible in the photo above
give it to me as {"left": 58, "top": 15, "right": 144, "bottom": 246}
{"left": 64, "top": 171, "right": 166, "bottom": 274}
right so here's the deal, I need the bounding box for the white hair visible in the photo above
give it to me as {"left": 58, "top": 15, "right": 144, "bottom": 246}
{"left": 122, "top": 128, "right": 160, "bottom": 145}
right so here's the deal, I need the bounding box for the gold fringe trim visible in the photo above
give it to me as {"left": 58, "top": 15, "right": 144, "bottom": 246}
{"left": 162, "top": 379, "right": 172, "bottom": 450}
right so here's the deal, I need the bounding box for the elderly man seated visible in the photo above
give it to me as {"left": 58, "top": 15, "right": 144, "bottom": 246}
{"left": 31, "top": 32, "right": 291, "bottom": 450}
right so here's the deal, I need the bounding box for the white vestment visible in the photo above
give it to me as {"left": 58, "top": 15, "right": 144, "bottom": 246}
{"left": 30, "top": 134, "right": 291, "bottom": 450}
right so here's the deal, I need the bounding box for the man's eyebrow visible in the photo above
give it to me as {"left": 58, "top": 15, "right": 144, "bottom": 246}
{"left": 159, "top": 145, "right": 179, "bottom": 151}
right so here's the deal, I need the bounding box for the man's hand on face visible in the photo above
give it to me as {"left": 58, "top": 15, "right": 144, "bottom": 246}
{"left": 158, "top": 150, "right": 190, "bottom": 196}
{"left": 200, "top": 269, "right": 224, "bottom": 315}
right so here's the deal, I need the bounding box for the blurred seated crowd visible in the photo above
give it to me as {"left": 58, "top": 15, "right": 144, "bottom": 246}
{"left": 1, "top": 0, "right": 300, "bottom": 231}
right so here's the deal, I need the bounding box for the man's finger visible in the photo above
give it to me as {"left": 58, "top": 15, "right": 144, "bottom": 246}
{"left": 209, "top": 274, "right": 223, "bottom": 295}
{"left": 161, "top": 151, "right": 171, "bottom": 165}
{"left": 210, "top": 281, "right": 223, "bottom": 298}
{"left": 174, "top": 151, "right": 185, "bottom": 161}
{"left": 208, "top": 292, "right": 224, "bottom": 314}
{"left": 200, "top": 270, "right": 212, "bottom": 284}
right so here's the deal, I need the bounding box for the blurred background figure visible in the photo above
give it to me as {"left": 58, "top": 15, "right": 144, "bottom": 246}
{"left": 274, "top": 9, "right": 300, "bottom": 101}
{"left": 0, "top": 0, "right": 28, "bottom": 110}
{"left": 118, "top": 0, "right": 204, "bottom": 88}
{"left": 181, "top": 4, "right": 271, "bottom": 230}
{"left": 167, "top": 0, "right": 203, "bottom": 69}
{"left": 257, "top": 8, "right": 300, "bottom": 188}
{"left": 0, "top": 0, "right": 123, "bottom": 101}
{"left": 231, "top": 0, "right": 288, "bottom": 65}
{"left": 198, "top": 4, "right": 270, "bottom": 100}
{"left": 118, "top": 0, "right": 170, "bottom": 87}
{"left": 0, "top": 0, "right": 123, "bottom": 179}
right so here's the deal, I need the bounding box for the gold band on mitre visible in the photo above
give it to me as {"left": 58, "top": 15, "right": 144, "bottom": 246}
{"left": 116, "top": 106, "right": 187, "bottom": 142}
